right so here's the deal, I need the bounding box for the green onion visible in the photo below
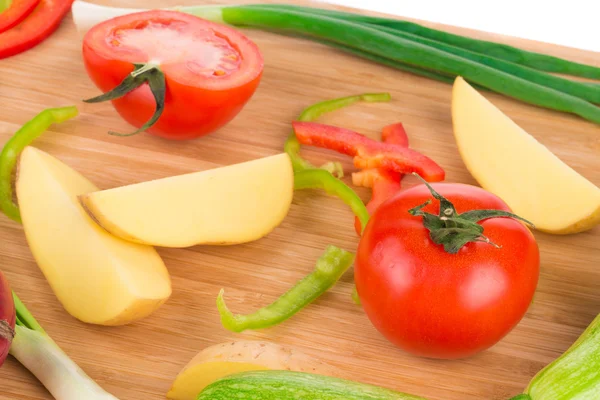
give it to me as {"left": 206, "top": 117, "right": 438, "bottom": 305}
{"left": 270, "top": 7, "right": 600, "bottom": 104}
{"left": 11, "top": 292, "right": 120, "bottom": 400}
{"left": 265, "top": 4, "right": 600, "bottom": 80}
{"left": 320, "top": 41, "right": 457, "bottom": 85}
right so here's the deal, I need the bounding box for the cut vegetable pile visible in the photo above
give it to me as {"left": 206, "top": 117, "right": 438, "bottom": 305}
{"left": 1, "top": 1, "right": 600, "bottom": 400}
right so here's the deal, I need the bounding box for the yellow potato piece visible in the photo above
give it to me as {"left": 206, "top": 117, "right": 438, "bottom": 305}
{"left": 17, "top": 147, "right": 171, "bottom": 325}
{"left": 167, "top": 340, "right": 337, "bottom": 400}
{"left": 452, "top": 76, "right": 600, "bottom": 234}
{"left": 80, "top": 153, "right": 294, "bottom": 248}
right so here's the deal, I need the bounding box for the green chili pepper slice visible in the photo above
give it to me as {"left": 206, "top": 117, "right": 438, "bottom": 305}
{"left": 294, "top": 168, "right": 370, "bottom": 232}
{"left": 0, "top": 106, "right": 78, "bottom": 222}
{"left": 217, "top": 246, "right": 354, "bottom": 332}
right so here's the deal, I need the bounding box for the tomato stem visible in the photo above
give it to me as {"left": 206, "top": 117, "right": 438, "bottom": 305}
{"left": 408, "top": 173, "right": 534, "bottom": 254}
{"left": 83, "top": 63, "right": 166, "bottom": 137}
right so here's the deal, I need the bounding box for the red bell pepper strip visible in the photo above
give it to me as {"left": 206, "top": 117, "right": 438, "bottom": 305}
{"left": 286, "top": 92, "right": 391, "bottom": 172}
{"left": 0, "top": 0, "right": 74, "bottom": 59}
{"left": 381, "top": 122, "right": 409, "bottom": 147}
{"left": 292, "top": 121, "right": 445, "bottom": 182}
{"left": 352, "top": 123, "right": 408, "bottom": 234}
{"left": 0, "top": 0, "right": 39, "bottom": 33}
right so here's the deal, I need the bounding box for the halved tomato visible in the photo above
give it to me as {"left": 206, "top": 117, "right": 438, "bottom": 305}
{"left": 83, "top": 10, "right": 263, "bottom": 140}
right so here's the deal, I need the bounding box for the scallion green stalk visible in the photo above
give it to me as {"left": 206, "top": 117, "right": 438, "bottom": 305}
{"left": 287, "top": 9, "right": 600, "bottom": 104}
{"left": 262, "top": 4, "right": 600, "bottom": 80}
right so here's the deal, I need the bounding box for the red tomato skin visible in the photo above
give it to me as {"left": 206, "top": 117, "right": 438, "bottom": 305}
{"left": 82, "top": 11, "right": 263, "bottom": 140}
{"left": 355, "top": 183, "right": 540, "bottom": 360}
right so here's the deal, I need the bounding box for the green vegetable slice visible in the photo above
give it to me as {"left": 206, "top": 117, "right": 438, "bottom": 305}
{"left": 0, "top": 106, "right": 78, "bottom": 223}
{"left": 294, "top": 168, "right": 370, "bottom": 232}
{"left": 217, "top": 246, "right": 354, "bottom": 332}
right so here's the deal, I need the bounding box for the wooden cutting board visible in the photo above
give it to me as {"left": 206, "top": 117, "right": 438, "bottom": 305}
{"left": 1, "top": 1, "right": 599, "bottom": 399}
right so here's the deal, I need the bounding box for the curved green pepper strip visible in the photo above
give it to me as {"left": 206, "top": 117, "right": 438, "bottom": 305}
{"left": 217, "top": 246, "right": 354, "bottom": 332}
{"left": 0, "top": 106, "right": 78, "bottom": 222}
{"left": 285, "top": 92, "right": 391, "bottom": 172}
{"left": 294, "top": 168, "right": 370, "bottom": 232}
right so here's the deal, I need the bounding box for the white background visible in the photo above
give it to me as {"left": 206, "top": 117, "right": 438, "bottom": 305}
{"left": 321, "top": 0, "right": 600, "bottom": 53}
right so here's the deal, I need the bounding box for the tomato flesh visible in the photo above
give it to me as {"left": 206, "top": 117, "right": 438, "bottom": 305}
{"left": 355, "top": 183, "right": 540, "bottom": 359}
{"left": 83, "top": 11, "right": 263, "bottom": 140}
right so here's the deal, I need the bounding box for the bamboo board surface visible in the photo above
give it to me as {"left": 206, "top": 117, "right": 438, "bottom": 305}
{"left": 1, "top": 1, "right": 599, "bottom": 399}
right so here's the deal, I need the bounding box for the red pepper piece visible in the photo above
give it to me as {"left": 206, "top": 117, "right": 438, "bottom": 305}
{"left": 381, "top": 122, "right": 409, "bottom": 147}
{"left": 0, "top": 0, "right": 74, "bottom": 59}
{"left": 353, "top": 123, "right": 408, "bottom": 234}
{"left": 0, "top": 0, "right": 39, "bottom": 33}
{"left": 292, "top": 121, "right": 444, "bottom": 182}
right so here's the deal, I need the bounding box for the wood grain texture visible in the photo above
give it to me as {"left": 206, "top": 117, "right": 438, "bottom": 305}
{"left": 0, "top": 1, "right": 599, "bottom": 399}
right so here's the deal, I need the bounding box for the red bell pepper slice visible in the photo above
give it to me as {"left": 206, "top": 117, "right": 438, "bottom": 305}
{"left": 381, "top": 122, "right": 409, "bottom": 147}
{"left": 0, "top": 0, "right": 74, "bottom": 59}
{"left": 0, "top": 0, "right": 39, "bottom": 33}
{"left": 353, "top": 123, "right": 408, "bottom": 234}
{"left": 292, "top": 121, "right": 444, "bottom": 182}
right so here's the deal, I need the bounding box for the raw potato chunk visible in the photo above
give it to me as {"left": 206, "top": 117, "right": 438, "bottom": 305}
{"left": 80, "top": 153, "right": 294, "bottom": 248}
{"left": 452, "top": 77, "right": 600, "bottom": 234}
{"left": 16, "top": 147, "right": 171, "bottom": 325}
{"left": 167, "top": 340, "right": 337, "bottom": 400}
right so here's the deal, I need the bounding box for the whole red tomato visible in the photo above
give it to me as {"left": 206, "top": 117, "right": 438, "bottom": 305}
{"left": 355, "top": 182, "right": 540, "bottom": 359}
{"left": 83, "top": 10, "right": 263, "bottom": 140}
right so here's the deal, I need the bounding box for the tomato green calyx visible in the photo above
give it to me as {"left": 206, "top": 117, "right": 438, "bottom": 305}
{"left": 0, "top": 319, "right": 15, "bottom": 343}
{"left": 508, "top": 395, "right": 532, "bottom": 400}
{"left": 83, "top": 63, "right": 166, "bottom": 137}
{"left": 408, "top": 174, "right": 533, "bottom": 254}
